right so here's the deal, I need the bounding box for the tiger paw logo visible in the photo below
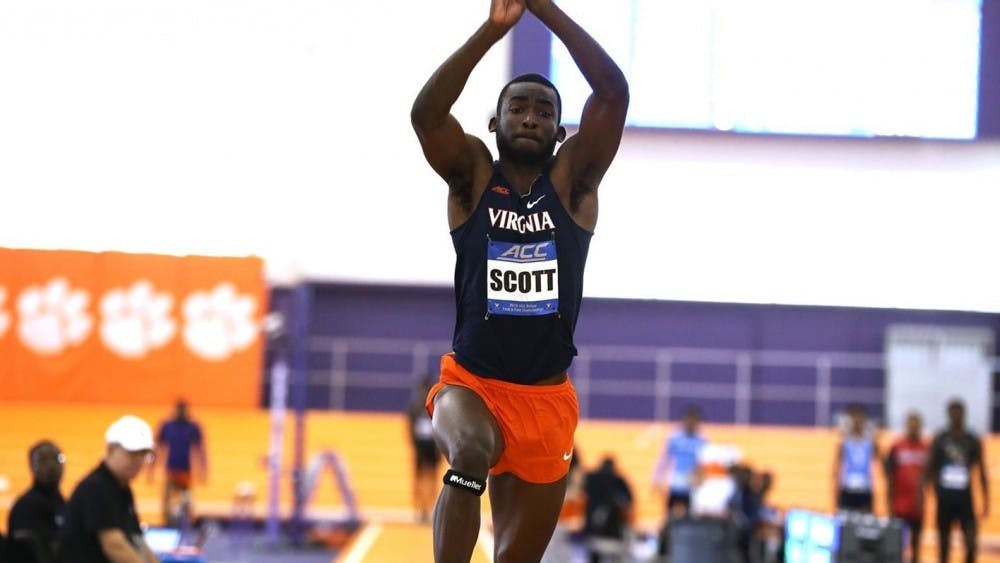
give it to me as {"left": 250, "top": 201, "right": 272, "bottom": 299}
{"left": 0, "top": 286, "right": 11, "bottom": 339}
{"left": 17, "top": 278, "right": 93, "bottom": 355}
{"left": 182, "top": 283, "right": 258, "bottom": 361}
{"left": 100, "top": 280, "right": 176, "bottom": 359}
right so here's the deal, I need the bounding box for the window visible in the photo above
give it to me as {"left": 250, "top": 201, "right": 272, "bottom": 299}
{"left": 542, "top": 0, "right": 986, "bottom": 139}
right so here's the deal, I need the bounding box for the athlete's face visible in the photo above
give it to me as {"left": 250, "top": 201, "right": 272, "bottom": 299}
{"left": 491, "top": 82, "right": 565, "bottom": 166}
{"left": 905, "top": 414, "right": 922, "bottom": 439}
{"left": 849, "top": 411, "right": 866, "bottom": 433}
{"left": 176, "top": 400, "right": 189, "bottom": 420}
{"left": 948, "top": 403, "right": 965, "bottom": 428}
{"left": 683, "top": 412, "right": 700, "bottom": 434}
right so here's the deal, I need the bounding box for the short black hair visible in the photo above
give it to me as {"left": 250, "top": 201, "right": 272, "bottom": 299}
{"left": 846, "top": 402, "right": 866, "bottom": 415}
{"left": 28, "top": 440, "right": 58, "bottom": 465}
{"left": 683, "top": 404, "right": 702, "bottom": 419}
{"left": 497, "top": 73, "right": 562, "bottom": 123}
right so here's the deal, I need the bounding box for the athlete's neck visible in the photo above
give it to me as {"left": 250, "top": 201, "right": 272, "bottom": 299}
{"left": 498, "top": 161, "right": 545, "bottom": 196}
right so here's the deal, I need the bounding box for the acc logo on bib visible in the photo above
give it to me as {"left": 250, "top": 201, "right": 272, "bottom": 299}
{"left": 487, "top": 240, "right": 559, "bottom": 316}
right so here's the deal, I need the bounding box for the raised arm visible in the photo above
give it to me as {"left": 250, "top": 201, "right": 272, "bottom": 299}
{"left": 411, "top": 1, "right": 524, "bottom": 221}
{"left": 528, "top": 0, "right": 629, "bottom": 205}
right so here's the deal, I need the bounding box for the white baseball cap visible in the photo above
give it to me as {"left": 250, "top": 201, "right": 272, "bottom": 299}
{"left": 105, "top": 415, "right": 155, "bottom": 452}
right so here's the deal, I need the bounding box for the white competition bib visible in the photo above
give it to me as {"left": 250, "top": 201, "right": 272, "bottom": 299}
{"left": 669, "top": 471, "right": 692, "bottom": 491}
{"left": 844, "top": 473, "right": 869, "bottom": 492}
{"left": 941, "top": 464, "right": 970, "bottom": 490}
{"left": 487, "top": 240, "right": 559, "bottom": 316}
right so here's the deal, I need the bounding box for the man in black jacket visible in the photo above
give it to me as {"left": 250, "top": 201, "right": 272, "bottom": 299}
{"left": 58, "top": 415, "right": 161, "bottom": 563}
{"left": 7, "top": 440, "right": 66, "bottom": 563}
{"left": 583, "top": 456, "right": 634, "bottom": 563}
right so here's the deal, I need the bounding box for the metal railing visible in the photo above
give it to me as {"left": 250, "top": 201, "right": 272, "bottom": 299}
{"left": 300, "top": 336, "right": 919, "bottom": 427}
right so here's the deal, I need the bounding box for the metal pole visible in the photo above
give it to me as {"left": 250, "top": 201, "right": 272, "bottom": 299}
{"left": 289, "top": 283, "right": 312, "bottom": 545}
{"left": 264, "top": 356, "right": 288, "bottom": 547}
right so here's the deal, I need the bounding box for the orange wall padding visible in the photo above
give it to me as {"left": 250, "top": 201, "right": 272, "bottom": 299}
{"left": 0, "top": 248, "right": 266, "bottom": 407}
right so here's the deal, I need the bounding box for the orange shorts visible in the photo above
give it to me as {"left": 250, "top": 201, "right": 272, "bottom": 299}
{"left": 425, "top": 353, "right": 579, "bottom": 484}
{"left": 167, "top": 470, "right": 192, "bottom": 489}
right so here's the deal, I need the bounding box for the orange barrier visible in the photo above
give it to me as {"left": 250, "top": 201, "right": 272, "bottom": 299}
{"left": 1, "top": 404, "right": 998, "bottom": 543}
{"left": 0, "top": 249, "right": 265, "bottom": 407}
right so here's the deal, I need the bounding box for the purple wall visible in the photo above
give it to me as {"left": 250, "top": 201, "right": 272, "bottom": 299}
{"left": 264, "top": 283, "right": 1000, "bottom": 428}
{"left": 576, "top": 298, "right": 997, "bottom": 352}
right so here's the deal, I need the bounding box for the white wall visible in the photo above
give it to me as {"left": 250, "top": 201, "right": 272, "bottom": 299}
{"left": 2, "top": 0, "right": 999, "bottom": 312}
{"left": 595, "top": 130, "right": 1000, "bottom": 312}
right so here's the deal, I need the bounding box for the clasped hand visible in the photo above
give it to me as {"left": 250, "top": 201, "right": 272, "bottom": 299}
{"left": 489, "top": 0, "right": 555, "bottom": 30}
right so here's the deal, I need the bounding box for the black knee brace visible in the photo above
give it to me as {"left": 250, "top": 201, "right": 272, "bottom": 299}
{"left": 443, "top": 469, "right": 486, "bottom": 496}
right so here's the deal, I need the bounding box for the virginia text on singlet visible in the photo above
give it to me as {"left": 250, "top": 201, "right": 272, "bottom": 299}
{"left": 450, "top": 161, "right": 592, "bottom": 385}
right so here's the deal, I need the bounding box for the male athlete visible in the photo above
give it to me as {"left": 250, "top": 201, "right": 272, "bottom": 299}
{"left": 925, "top": 399, "right": 989, "bottom": 563}
{"left": 410, "top": 0, "right": 628, "bottom": 561}
{"left": 884, "top": 411, "right": 929, "bottom": 563}
{"left": 834, "top": 403, "right": 878, "bottom": 512}
{"left": 652, "top": 405, "right": 707, "bottom": 517}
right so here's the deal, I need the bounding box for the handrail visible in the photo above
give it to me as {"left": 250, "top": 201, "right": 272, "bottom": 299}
{"left": 299, "top": 336, "right": 996, "bottom": 427}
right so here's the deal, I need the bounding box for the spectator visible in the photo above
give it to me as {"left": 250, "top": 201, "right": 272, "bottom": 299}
{"left": 833, "top": 403, "right": 878, "bottom": 512}
{"left": 753, "top": 472, "right": 782, "bottom": 563}
{"left": 671, "top": 446, "right": 752, "bottom": 563}
{"left": 584, "top": 456, "right": 634, "bottom": 563}
{"left": 925, "top": 399, "right": 988, "bottom": 563}
{"left": 884, "top": 411, "right": 929, "bottom": 563}
{"left": 732, "top": 464, "right": 756, "bottom": 560}
{"left": 149, "top": 399, "right": 207, "bottom": 528}
{"left": 7, "top": 440, "right": 66, "bottom": 563}
{"left": 407, "top": 373, "right": 441, "bottom": 524}
{"left": 734, "top": 466, "right": 781, "bottom": 563}
{"left": 690, "top": 444, "right": 741, "bottom": 519}
{"left": 58, "top": 414, "right": 161, "bottom": 563}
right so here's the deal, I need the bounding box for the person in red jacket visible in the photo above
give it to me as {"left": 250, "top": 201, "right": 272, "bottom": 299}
{"left": 884, "top": 411, "right": 929, "bottom": 563}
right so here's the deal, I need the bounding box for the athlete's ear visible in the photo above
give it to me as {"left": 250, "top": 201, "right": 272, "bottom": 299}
{"left": 488, "top": 116, "right": 498, "bottom": 133}
{"left": 556, "top": 125, "right": 566, "bottom": 143}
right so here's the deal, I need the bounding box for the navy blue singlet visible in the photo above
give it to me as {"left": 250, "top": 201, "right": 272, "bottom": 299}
{"left": 450, "top": 161, "right": 593, "bottom": 385}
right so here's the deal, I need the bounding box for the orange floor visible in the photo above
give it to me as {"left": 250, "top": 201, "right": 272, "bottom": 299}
{"left": 338, "top": 521, "right": 494, "bottom": 563}
{"left": 3, "top": 402, "right": 1000, "bottom": 562}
